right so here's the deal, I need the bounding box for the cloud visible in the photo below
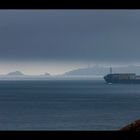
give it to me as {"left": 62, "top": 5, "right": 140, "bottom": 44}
{"left": 0, "top": 10, "right": 140, "bottom": 63}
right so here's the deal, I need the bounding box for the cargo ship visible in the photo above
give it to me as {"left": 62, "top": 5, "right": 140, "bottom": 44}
{"left": 104, "top": 67, "right": 140, "bottom": 84}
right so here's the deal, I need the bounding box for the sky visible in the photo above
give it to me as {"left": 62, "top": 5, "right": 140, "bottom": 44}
{"left": 0, "top": 10, "right": 140, "bottom": 75}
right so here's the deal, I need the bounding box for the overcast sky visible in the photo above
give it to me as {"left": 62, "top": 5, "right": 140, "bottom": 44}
{"left": 0, "top": 10, "right": 140, "bottom": 74}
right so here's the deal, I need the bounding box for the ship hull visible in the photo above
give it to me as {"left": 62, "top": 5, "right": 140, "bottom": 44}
{"left": 104, "top": 74, "right": 140, "bottom": 84}
{"left": 104, "top": 79, "right": 140, "bottom": 84}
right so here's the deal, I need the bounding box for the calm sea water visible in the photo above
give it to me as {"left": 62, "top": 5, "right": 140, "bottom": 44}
{"left": 0, "top": 79, "right": 140, "bottom": 130}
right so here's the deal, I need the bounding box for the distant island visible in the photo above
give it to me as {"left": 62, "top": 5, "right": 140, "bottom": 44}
{"left": 63, "top": 65, "right": 140, "bottom": 76}
{"left": 7, "top": 71, "right": 24, "bottom": 76}
{"left": 63, "top": 66, "right": 108, "bottom": 76}
{"left": 44, "top": 73, "right": 51, "bottom": 76}
{"left": 5, "top": 71, "right": 52, "bottom": 77}
{"left": 3, "top": 65, "right": 140, "bottom": 77}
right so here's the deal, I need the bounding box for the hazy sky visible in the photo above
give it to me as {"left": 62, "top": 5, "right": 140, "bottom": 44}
{"left": 0, "top": 10, "right": 140, "bottom": 74}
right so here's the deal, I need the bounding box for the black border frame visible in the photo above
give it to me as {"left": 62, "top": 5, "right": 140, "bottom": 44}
{"left": 0, "top": 0, "right": 139, "bottom": 9}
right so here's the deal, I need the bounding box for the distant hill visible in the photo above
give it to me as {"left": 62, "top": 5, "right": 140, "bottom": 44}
{"left": 64, "top": 67, "right": 108, "bottom": 76}
{"left": 7, "top": 71, "right": 24, "bottom": 76}
{"left": 63, "top": 65, "right": 140, "bottom": 76}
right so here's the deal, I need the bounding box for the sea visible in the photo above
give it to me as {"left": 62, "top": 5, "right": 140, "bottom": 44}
{"left": 0, "top": 78, "right": 140, "bottom": 130}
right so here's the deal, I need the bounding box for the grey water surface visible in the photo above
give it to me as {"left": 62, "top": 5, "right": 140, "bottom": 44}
{"left": 0, "top": 80, "right": 139, "bottom": 130}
